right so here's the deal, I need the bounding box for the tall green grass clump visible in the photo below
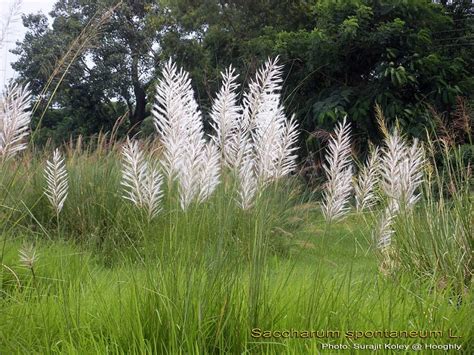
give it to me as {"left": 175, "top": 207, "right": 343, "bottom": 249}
{"left": 0, "top": 57, "right": 312, "bottom": 353}
{"left": 1, "top": 45, "right": 472, "bottom": 353}
{"left": 393, "top": 135, "right": 473, "bottom": 293}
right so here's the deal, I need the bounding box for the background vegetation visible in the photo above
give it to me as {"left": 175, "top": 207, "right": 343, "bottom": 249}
{"left": 10, "top": 0, "right": 473, "bottom": 158}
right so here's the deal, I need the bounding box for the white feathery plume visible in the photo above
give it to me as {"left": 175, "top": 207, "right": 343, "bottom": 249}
{"left": 176, "top": 139, "right": 220, "bottom": 210}
{"left": 253, "top": 105, "right": 285, "bottom": 182}
{"left": 242, "top": 57, "right": 299, "bottom": 182}
{"left": 379, "top": 130, "right": 405, "bottom": 210}
{"left": 321, "top": 116, "right": 353, "bottom": 222}
{"left": 242, "top": 57, "right": 283, "bottom": 129}
{"left": 141, "top": 164, "right": 164, "bottom": 221}
{"left": 121, "top": 138, "right": 147, "bottom": 207}
{"left": 237, "top": 149, "right": 258, "bottom": 210}
{"left": 19, "top": 243, "right": 38, "bottom": 270}
{"left": 273, "top": 114, "right": 299, "bottom": 179}
{"left": 374, "top": 132, "right": 404, "bottom": 249}
{"left": 177, "top": 141, "right": 203, "bottom": 210}
{"left": 354, "top": 145, "right": 380, "bottom": 212}
{"left": 247, "top": 57, "right": 284, "bottom": 182}
{"left": 375, "top": 129, "right": 425, "bottom": 249}
{"left": 209, "top": 66, "right": 242, "bottom": 166}
{"left": 398, "top": 139, "right": 425, "bottom": 208}
{"left": 226, "top": 118, "right": 252, "bottom": 171}
{"left": 121, "top": 138, "right": 163, "bottom": 220}
{"left": 153, "top": 59, "right": 205, "bottom": 180}
{"left": 375, "top": 202, "right": 398, "bottom": 250}
{"left": 379, "top": 130, "right": 425, "bottom": 212}
{"left": 197, "top": 142, "right": 221, "bottom": 203}
{"left": 154, "top": 60, "right": 224, "bottom": 211}
{"left": 0, "top": 0, "right": 22, "bottom": 50}
{"left": 227, "top": 58, "right": 281, "bottom": 175}
{"left": 154, "top": 58, "right": 298, "bottom": 210}
{"left": 44, "top": 148, "right": 69, "bottom": 215}
{"left": 0, "top": 83, "right": 32, "bottom": 160}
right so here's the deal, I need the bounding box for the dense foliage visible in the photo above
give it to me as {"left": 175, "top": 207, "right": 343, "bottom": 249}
{"left": 10, "top": 0, "right": 474, "bottom": 157}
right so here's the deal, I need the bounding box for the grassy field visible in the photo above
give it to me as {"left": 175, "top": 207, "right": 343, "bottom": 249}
{"left": 0, "top": 54, "right": 471, "bottom": 353}
{"left": 0, "top": 147, "right": 472, "bottom": 354}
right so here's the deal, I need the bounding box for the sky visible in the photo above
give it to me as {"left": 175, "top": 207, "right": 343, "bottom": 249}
{"left": 1, "top": 0, "right": 56, "bottom": 85}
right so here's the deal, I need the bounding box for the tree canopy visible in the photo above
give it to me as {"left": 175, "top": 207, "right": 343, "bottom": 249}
{"left": 11, "top": 0, "right": 474, "bottom": 155}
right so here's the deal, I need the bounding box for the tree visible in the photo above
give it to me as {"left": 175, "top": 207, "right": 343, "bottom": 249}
{"left": 11, "top": 0, "right": 473, "bottom": 157}
{"left": 238, "top": 0, "right": 474, "bottom": 152}
{"left": 159, "top": 0, "right": 473, "bottom": 159}
{"left": 11, "top": 0, "right": 164, "bottom": 141}
{"left": 155, "top": 0, "right": 313, "bottom": 114}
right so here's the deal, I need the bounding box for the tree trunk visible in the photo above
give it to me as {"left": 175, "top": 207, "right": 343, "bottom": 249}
{"left": 129, "top": 54, "right": 147, "bottom": 132}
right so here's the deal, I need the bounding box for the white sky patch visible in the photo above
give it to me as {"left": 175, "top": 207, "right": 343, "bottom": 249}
{"left": 1, "top": 0, "right": 56, "bottom": 85}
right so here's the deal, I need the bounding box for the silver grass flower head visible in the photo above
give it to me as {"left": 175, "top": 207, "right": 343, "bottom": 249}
{"left": 247, "top": 58, "right": 283, "bottom": 180}
{"left": 354, "top": 145, "right": 380, "bottom": 212}
{"left": 141, "top": 164, "right": 164, "bottom": 221}
{"left": 321, "top": 116, "right": 353, "bottom": 222}
{"left": 222, "top": 58, "right": 267, "bottom": 171}
{"left": 177, "top": 156, "right": 200, "bottom": 210}
{"left": 374, "top": 201, "right": 398, "bottom": 250}
{"left": 121, "top": 138, "right": 147, "bottom": 207}
{"left": 197, "top": 142, "right": 221, "bottom": 203}
{"left": 240, "top": 57, "right": 299, "bottom": 182}
{"left": 242, "top": 57, "right": 283, "bottom": 129}
{"left": 121, "top": 138, "right": 163, "bottom": 220}
{"left": 253, "top": 105, "right": 285, "bottom": 182}
{"left": 273, "top": 114, "right": 299, "bottom": 179}
{"left": 227, "top": 126, "right": 252, "bottom": 172}
{"left": 210, "top": 66, "right": 242, "bottom": 167}
{"left": 399, "top": 138, "right": 425, "bottom": 207}
{"left": 375, "top": 130, "right": 425, "bottom": 249}
{"left": 19, "top": 243, "right": 38, "bottom": 270}
{"left": 237, "top": 149, "right": 258, "bottom": 210}
{"left": 379, "top": 130, "right": 425, "bottom": 212}
{"left": 152, "top": 59, "right": 205, "bottom": 180}
{"left": 229, "top": 58, "right": 281, "bottom": 172}
{"left": 153, "top": 59, "right": 222, "bottom": 210}
{"left": 0, "top": 0, "right": 22, "bottom": 50}
{"left": 177, "top": 136, "right": 205, "bottom": 210}
{"left": 379, "top": 129, "right": 406, "bottom": 208}
{"left": 0, "top": 83, "right": 32, "bottom": 160}
{"left": 44, "top": 148, "right": 69, "bottom": 214}
{"left": 153, "top": 57, "right": 297, "bottom": 210}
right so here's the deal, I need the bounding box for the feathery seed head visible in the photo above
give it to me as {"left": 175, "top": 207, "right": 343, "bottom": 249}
{"left": 153, "top": 59, "right": 204, "bottom": 180}
{"left": 177, "top": 142, "right": 203, "bottom": 210}
{"left": 243, "top": 57, "right": 299, "bottom": 182}
{"left": 121, "top": 138, "right": 163, "bottom": 220}
{"left": 379, "top": 130, "right": 425, "bottom": 212}
{"left": 237, "top": 148, "right": 258, "bottom": 210}
{"left": 154, "top": 60, "right": 224, "bottom": 210}
{"left": 44, "top": 148, "right": 69, "bottom": 215}
{"left": 374, "top": 130, "right": 425, "bottom": 249}
{"left": 197, "top": 142, "right": 221, "bottom": 203}
{"left": 153, "top": 58, "right": 297, "bottom": 211}
{"left": 0, "top": 83, "right": 32, "bottom": 160}
{"left": 374, "top": 201, "right": 398, "bottom": 250}
{"left": 354, "top": 145, "right": 380, "bottom": 212}
{"left": 19, "top": 243, "right": 38, "bottom": 270}
{"left": 142, "top": 164, "right": 164, "bottom": 221}
{"left": 321, "top": 116, "right": 353, "bottom": 222}
{"left": 210, "top": 66, "right": 242, "bottom": 166}
{"left": 121, "top": 138, "right": 147, "bottom": 206}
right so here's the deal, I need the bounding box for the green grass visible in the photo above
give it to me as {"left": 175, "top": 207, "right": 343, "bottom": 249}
{"left": 1, "top": 224, "right": 472, "bottom": 353}
{"left": 0, "top": 150, "right": 472, "bottom": 353}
